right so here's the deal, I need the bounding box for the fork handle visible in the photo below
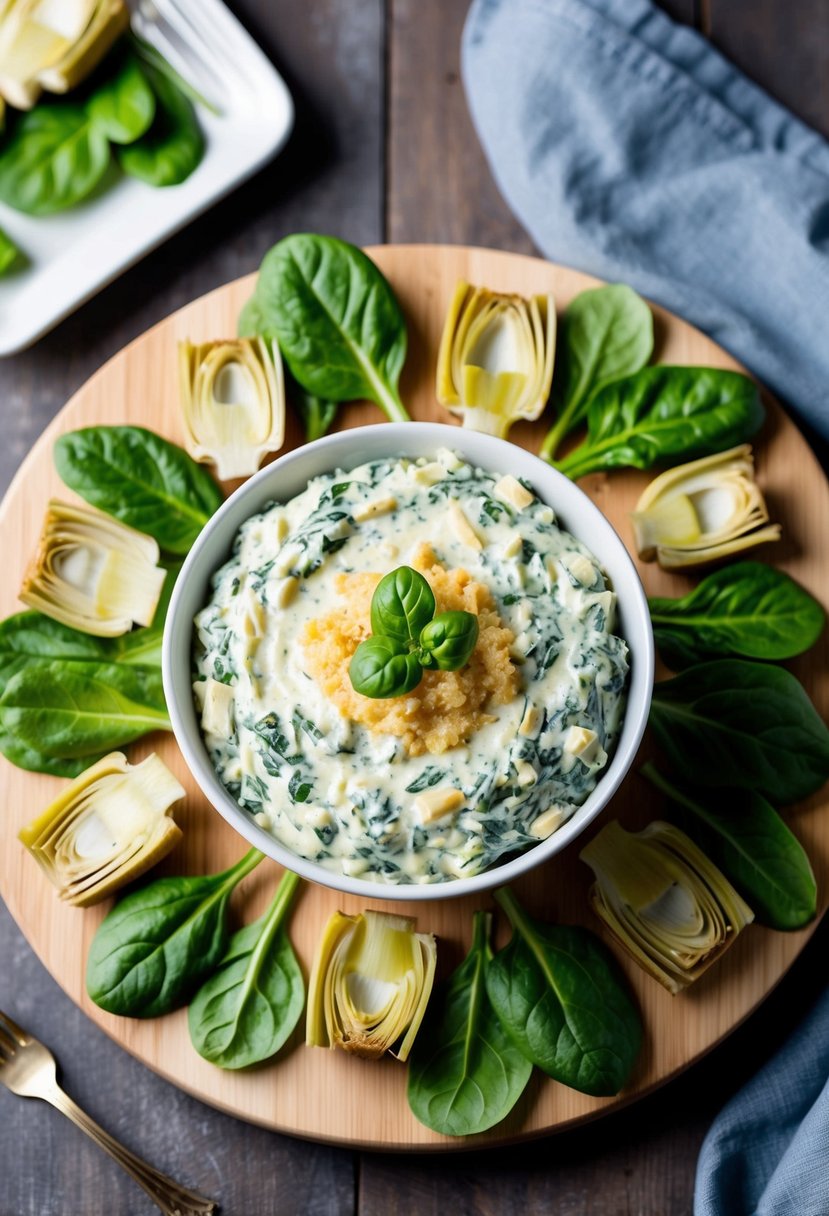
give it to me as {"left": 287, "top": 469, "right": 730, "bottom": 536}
{"left": 46, "top": 1085, "right": 217, "bottom": 1215}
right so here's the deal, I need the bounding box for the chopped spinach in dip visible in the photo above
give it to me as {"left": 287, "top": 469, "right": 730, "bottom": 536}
{"left": 193, "top": 449, "right": 629, "bottom": 884}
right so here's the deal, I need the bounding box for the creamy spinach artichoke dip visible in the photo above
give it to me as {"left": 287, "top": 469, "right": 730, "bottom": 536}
{"left": 193, "top": 448, "right": 629, "bottom": 885}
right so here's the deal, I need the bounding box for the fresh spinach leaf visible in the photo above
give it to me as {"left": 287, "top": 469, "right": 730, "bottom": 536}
{"left": 87, "top": 848, "right": 264, "bottom": 1017}
{"left": 54, "top": 426, "right": 223, "bottom": 554}
{"left": 85, "top": 48, "right": 156, "bottom": 144}
{"left": 246, "top": 234, "right": 410, "bottom": 422}
{"left": 0, "top": 660, "right": 170, "bottom": 760}
{"left": 371, "top": 567, "right": 436, "bottom": 645}
{"left": 553, "top": 367, "right": 764, "bottom": 480}
{"left": 188, "top": 870, "right": 304, "bottom": 1068}
{"left": 0, "top": 226, "right": 24, "bottom": 275}
{"left": 649, "top": 660, "right": 829, "bottom": 804}
{"left": 291, "top": 385, "right": 339, "bottom": 442}
{"left": 349, "top": 636, "right": 423, "bottom": 699}
{"left": 407, "top": 911, "right": 532, "bottom": 1136}
{"left": 642, "top": 763, "right": 817, "bottom": 930}
{"left": 649, "top": 563, "right": 825, "bottom": 669}
{"left": 486, "top": 888, "right": 642, "bottom": 1097}
{"left": 118, "top": 64, "right": 204, "bottom": 186}
{"left": 0, "top": 103, "right": 111, "bottom": 216}
{"left": 541, "top": 284, "right": 653, "bottom": 460}
{"left": 0, "top": 730, "right": 96, "bottom": 778}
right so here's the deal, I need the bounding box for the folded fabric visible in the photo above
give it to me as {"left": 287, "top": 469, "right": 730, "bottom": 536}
{"left": 693, "top": 984, "right": 829, "bottom": 1216}
{"left": 461, "top": 0, "right": 829, "bottom": 442}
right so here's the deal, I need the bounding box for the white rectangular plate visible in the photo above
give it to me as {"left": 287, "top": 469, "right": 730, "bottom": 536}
{"left": 0, "top": 0, "right": 293, "bottom": 356}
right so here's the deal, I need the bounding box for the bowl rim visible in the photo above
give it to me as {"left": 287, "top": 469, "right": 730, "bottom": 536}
{"left": 162, "top": 422, "right": 654, "bottom": 901}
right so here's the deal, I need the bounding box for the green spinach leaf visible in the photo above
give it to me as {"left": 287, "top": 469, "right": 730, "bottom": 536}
{"left": 118, "top": 64, "right": 204, "bottom": 186}
{"left": 649, "top": 563, "right": 825, "bottom": 669}
{"left": 188, "top": 870, "right": 304, "bottom": 1068}
{"left": 541, "top": 284, "right": 653, "bottom": 460}
{"left": 554, "top": 367, "right": 764, "bottom": 480}
{"left": 642, "top": 764, "right": 817, "bottom": 930}
{"left": 407, "top": 911, "right": 532, "bottom": 1136}
{"left": 486, "top": 888, "right": 642, "bottom": 1097}
{"left": 246, "top": 234, "right": 410, "bottom": 422}
{"left": 54, "top": 426, "right": 223, "bottom": 554}
{"left": 291, "top": 384, "right": 339, "bottom": 442}
{"left": 0, "top": 730, "right": 95, "bottom": 778}
{"left": 86, "top": 49, "right": 156, "bottom": 145}
{"left": 0, "top": 226, "right": 24, "bottom": 275}
{"left": 87, "top": 849, "right": 264, "bottom": 1017}
{"left": 0, "top": 104, "right": 111, "bottom": 216}
{"left": 649, "top": 660, "right": 829, "bottom": 804}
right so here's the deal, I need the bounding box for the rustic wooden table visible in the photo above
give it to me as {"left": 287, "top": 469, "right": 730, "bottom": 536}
{"left": 1, "top": 2, "right": 827, "bottom": 1213}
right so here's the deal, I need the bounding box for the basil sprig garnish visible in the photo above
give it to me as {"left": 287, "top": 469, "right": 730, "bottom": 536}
{"left": 349, "top": 566, "right": 479, "bottom": 699}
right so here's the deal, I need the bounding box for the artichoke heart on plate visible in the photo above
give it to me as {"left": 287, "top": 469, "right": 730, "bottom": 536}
{"left": 179, "top": 337, "right": 286, "bottom": 481}
{"left": 580, "top": 819, "right": 754, "bottom": 995}
{"left": 306, "top": 909, "right": 437, "bottom": 1061}
{"left": 436, "top": 280, "right": 556, "bottom": 438}
{"left": 19, "top": 498, "right": 166, "bottom": 636}
{"left": 630, "top": 445, "right": 781, "bottom": 569}
{"left": 18, "top": 751, "right": 184, "bottom": 906}
{"left": 0, "top": 0, "right": 128, "bottom": 110}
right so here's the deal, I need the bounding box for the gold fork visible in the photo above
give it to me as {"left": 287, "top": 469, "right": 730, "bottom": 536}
{"left": 0, "top": 1008, "right": 217, "bottom": 1215}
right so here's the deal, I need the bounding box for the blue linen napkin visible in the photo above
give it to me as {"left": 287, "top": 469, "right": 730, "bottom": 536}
{"left": 461, "top": 0, "right": 829, "bottom": 443}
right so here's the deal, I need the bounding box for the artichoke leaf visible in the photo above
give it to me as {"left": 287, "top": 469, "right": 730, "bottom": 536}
{"left": 19, "top": 499, "right": 166, "bottom": 637}
{"left": 18, "top": 750, "right": 184, "bottom": 906}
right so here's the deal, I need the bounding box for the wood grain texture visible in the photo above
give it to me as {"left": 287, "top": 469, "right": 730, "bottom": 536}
{"left": 1, "top": 246, "right": 827, "bottom": 1155}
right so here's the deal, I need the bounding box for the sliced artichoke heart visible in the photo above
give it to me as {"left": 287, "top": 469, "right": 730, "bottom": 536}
{"left": 580, "top": 819, "right": 753, "bottom": 994}
{"left": 18, "top": 751, "right": 184, "bottom": 906}
{"left": 306, "top": 908, "right": 436, "bottom": 1061}
{"left": 630, "top": 445, "right": 781, "bottom": 569}
{"left": 20, "top": 499, "right": 165, "bottom": 636}
{"left": 179, "top": 337, "right": 286, "bottom": 480}
{"left": 436, "top": 281, "right": 555, "bottom": 438}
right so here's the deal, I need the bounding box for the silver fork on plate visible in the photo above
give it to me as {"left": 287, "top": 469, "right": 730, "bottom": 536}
{"left": 0, "top": 1008, "right": 217, "bottom": 1216}
{"left": 128, "top": 0, "right": 258, "bottom": 114}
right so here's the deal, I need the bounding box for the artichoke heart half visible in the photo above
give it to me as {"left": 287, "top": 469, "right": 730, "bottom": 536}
{"left": 18, "top": 751, "right": 184, "bottom": 906}
{"left": 436, "top": 281, "right": 556, "bottom": 438}
{"left": 630, "top": 445, "right": 781, "bottom": 570}
{"left": 20, "top": 499, "right": 166, "bottom": 636}
{"left": 306, "top": 909, "right": 437, "bottom": 1061}
{"left": 580, "top": 820, "right": 754, "bottom": 995}
{"left": 179, "top": 337, "right": 286, "bottom": 481}
{"left": 0, "top": 0, "right": 128, "bottom": 110}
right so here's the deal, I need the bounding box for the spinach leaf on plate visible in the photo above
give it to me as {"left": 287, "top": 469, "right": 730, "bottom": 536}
{"left": 54, "top": 426, "right": 222, "bottom": 554}
{"left": 541, "top": 284, "right": 653, "bottom": 461}
{"left": 87, "top": 848, "right": 264, "bottom": 1017}
{"left": 649, "top": 562, "right": 825, "bottom": 669}
{"left": 642, "top": 764, "right": 817, "bottom": 930}
{"left": 649, "top": 660, "right": 829, "bottom": 804}
{"left": 0, "top": 227, "right": 23, "bottom": 275}
{"left": 118, "top": 64, "right": 204, "bottom": 187}
{"left": 0, "top": 104, "right": 111, "bottom": 216}
{"left": 85, "top": 48, "right": 157, "bottom": 145}
{"left": 553, "top": 366, "right": 764, "bottom": 480}
{"left": 407, "top": 910, "right": 532, "bottom": 1136}
{"left": 485, "top": 888, "right": 642, "bottom": 1097}
{"left": 188, "top": 870, "right": 304, "bottom": 1069}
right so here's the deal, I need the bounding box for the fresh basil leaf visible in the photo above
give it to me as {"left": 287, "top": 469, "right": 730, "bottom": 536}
{"left": 87, "top": 849, "right": 263, "bottom": 1017}
{"left": 371, "top": 567, "right": 436, "bottom": 645}
{"left": 0, "top": 226, "right": 23, "bottom": 275}
{"left": 85, "top": 48, "right": 156, "bottom": 144}
{"left": 419, "top": 610, "right": 479, "bottom": 671}
{"left": 642, "top": 764, "right": 817, "bottom": 930}
{"left": 486, "top": 889, "right": 642, "bottom": 1097}
{"left": 0, "top": 661, "right": 170, "bottom": 760}
{"left": 649, "top": 660, "right": 829, "bottom": 804}
{"left": 554, "top": 367, "right": 764, "bottom": 480}
{"left": 349, "top": 636, "right": 422, "bottom": 699}
{"left": 649, "top": 562, "right": 825, "bottom": 669}
{"left": 188, "top": 871, "right": 304, "bottom": 1068}
{"left": 54, "top": 426, "right": 223, "bottom": 554}
{"left": 118, "top": 64, "right": 204, "bottom": 186}
{"left": 541, "top": 284, "right": 653, "bottom": 460}
{"left": 0, "top": 103, "right": 111, "bottom": 216}
{"left": 407, "top": 911, "right": 532, "bottom": 1136}
{"left": 249, "top": 234, "right": 409, "bottom": 422}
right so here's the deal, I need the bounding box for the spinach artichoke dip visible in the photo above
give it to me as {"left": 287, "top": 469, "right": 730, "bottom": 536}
{"left": 193, "top": 449, "right": 629, "bottom": 885}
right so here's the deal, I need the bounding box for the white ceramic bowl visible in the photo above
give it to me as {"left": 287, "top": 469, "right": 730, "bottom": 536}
{"left": 163, "top": 423, "right": 654, "bottom": 900}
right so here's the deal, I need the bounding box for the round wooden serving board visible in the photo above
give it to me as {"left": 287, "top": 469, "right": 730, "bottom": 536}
{"left": 1, "top": 247, "right": 827, "bottom": 1150}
